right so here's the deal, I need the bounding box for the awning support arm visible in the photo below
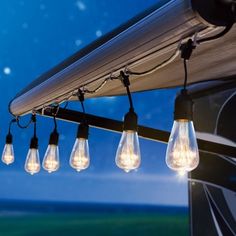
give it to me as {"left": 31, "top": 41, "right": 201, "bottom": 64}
{"left": 37, "top": 107, "right": 236, "bottom": 158}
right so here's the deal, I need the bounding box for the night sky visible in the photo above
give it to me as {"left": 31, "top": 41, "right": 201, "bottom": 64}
{"left": 0, "top": 0, "right": 187, "bottom": 206}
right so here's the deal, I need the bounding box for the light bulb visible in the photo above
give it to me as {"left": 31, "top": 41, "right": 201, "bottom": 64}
{"left": 43, "top": 129, "right": 60, "bottom": 173}
{"left": 70, "top": 138, "right": 90, "bottom": 171}
{"left": 2, "top": 133, "right": 14, "bottom": 165}
{"left": 2, "top": 144, "right": 14, "bottom": 165}
{"left": 166, "top": 120, "right": 199, "bottom": 172}
{"left": 43, "top": 144, "right": 59, "bottom": 173}
{"left": 25, "top": 148, "right": 40, "bottom": 175}
{"left": 70, "top": 124, "right": 90, "bottom": 172}
{"left": 116, "top": 130, "right": 141, "bottom": 172}
{"left": 24, "top": 137, "right": 40, "bottom": 175}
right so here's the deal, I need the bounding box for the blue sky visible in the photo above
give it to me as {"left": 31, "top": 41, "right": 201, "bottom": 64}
{"left": 0, "top": 0, "right": 187, "bottom": 206}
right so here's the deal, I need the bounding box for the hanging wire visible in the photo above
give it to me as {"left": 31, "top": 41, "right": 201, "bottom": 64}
{"left": 120, "top": 71, "right": 134, "bottom": 111}
{"left": 80, "top": 48, "right": 180, "bottom": 94}
{"left": 16, "top": 115, "right": 34, "bottom": 129}
{"left": 196, "top": 22, "right": 234, "bottom": 44}
{"left": 82, "top": 75, "right": 119, "bottom": 94}
{"left": 78, "top": 89, "right": 87, "bottom": 124}
{"left": 8, "top": 118, "right": 17, "bottom": 134}
{"left": 59, "top": 90, "right": 78, "bottom": 109}
{"left": 53, "top": 115, "right": 58, "bottom": 131}
{"left": 47, "top": 105, "right": 59, "bottom": 132}
{"left": 31, "top": 114, "right": 37, "bottom": 138}
{"left": 183, "top": 59, "right": 188, "bottom": 90}
{"left": 52, "top": 107, "right": 58, "bottom": 131}
{"left": 180, "top": 21, "right": 234, "bottom": 89}
{"left": 126, "top": 48, "right": 180, "bottom": 76}
{"left": 125, "top": 21, "right": 235, "bottom": 77}
{"left": 81, "top": 101, "right": 86, "bottom": 114}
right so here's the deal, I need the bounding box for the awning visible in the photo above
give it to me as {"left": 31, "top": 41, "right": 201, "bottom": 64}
{"left": 9, "top": 0, "right": 236, "bottom": 116}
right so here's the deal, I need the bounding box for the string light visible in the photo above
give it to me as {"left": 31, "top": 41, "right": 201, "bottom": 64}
{"left": 70, "top": 90, "right": 90, "bottom": 172}
{"left": 2, "top": 119, "right": 16, "bottom": 165}
{"left": 4, "top": 22, "right": 235, "bottom": 174}
{"left": 24, "top": 115, "right": 41, "bottom": 175}
{"left": 70, "top": 124, "right": 90, "bottom": 172}
{"left": 166, "top": 40, "right": 199, "bottom": 174}
{"left": 42, "top": 115, "right": 60, "bottom": 173}
{"left": 165, "top": 89, "right": 199, "bottom": 173}
{"left": 115, "top": 71, "right": 141, "bottom": 173}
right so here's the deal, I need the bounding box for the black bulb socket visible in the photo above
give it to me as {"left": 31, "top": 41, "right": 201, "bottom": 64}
{"left": 30, "top": 136, "right": 38, "bottom": 149}
{"left": 49, "top": 129, "right": 59, "bottom": 145}
{"left": 6, "top": 133, "right": 13, "bottom": 144}
{"left": 77, "top": 123, "right": 89, "bottom": 139}
{"left": 123, "top": 109, "right": 138, "bottom": 131}
{"left": 174, "top": 89, "right": 193, "bottom": 121}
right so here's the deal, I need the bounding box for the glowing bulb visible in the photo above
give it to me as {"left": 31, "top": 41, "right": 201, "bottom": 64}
{"left": 70, "top": 124, "right": 90, "bottom": 172}
{"left": 166, "top": 120, "right": 199, "bottom": 172}
{"left": 25, "top": 148, "right": 40, "bottom": 175}
{"left": 43, "top": 144, "right": 59, "bottom": 173}
{"left": 2, "top": 133, "right": 14, "bottom": 165}
{"left": 25, "top": 137, "right": 40, "bottom": 175}
{"left": 43, "top": 129, "right": 59, "bottom": 173}
{"left": 116, "top": 130, "right": 141, "bottom": 172}
{"left": 70, "top": 138, "right": 90, "bottom": 171}
{"left": 2, "top": 143, "right": 14, "bottom": 165}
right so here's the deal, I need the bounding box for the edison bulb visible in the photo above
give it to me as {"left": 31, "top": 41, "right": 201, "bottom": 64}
{"left": 116, "top": 130, "right": 141, "bottom": 172}
{"left": 166, "top": 120, "right": 199, "bottom": 172}
{"left": 2, "top": 143, "right": 14, "bottom": 165}
{"left": 25, "top": 148, "right": 40, "bottom": 175}
{"left": 70, "top": 138, "right": 90, "bottom": 171}
{"left": 43, "top": 144, "right": 59, "bottom": 173}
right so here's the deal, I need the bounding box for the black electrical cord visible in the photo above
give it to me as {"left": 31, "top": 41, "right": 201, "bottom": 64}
{"left": 48, "top": 105, "right": 59, "bottom": 132}
{"left": 126, "top": 48, "right": 180, "bottom": 76}
{"left": 16, "top": 115, "right": 34, "bottom": 129}
{"left": 180, "top": 21, "right": 234, "bottom": 89}
{"left": 120, "top": 71, "right": 134, "bottom": 112}
{"left": 32, "top": 115, "right": 37, "bottom": 138}
{"left": 28, "top": 114, "right": 39, "bottom": 150}
{"left": 179, "top": 39, "right": 195, "bottom": 90}
{"left": 126, "top": 85, "right": 134, "bottom": 112}
{"left": 78, "top": 89, "right": 87, "bottom": 124}
{"left": 81, "top": 102, "right": 86, "bottom": 118}
{"left": 183, "top": 59, "right": 188, "bottom": 90}
{"left": 8, "top": 118, "right": 17, "bottom": 135}
{"left": 53, "top": 115, "right": 58, "bottom": 132}
{"left": 83, "top": 77, "right": 111, "bottom": 94}
{"left": 197, "top": 22, "right": 234, "bottom": 44}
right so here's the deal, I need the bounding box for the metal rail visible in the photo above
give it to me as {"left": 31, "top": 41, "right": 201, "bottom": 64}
{"left": 38, "top": 107, "right": 236, "bottom": 158}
